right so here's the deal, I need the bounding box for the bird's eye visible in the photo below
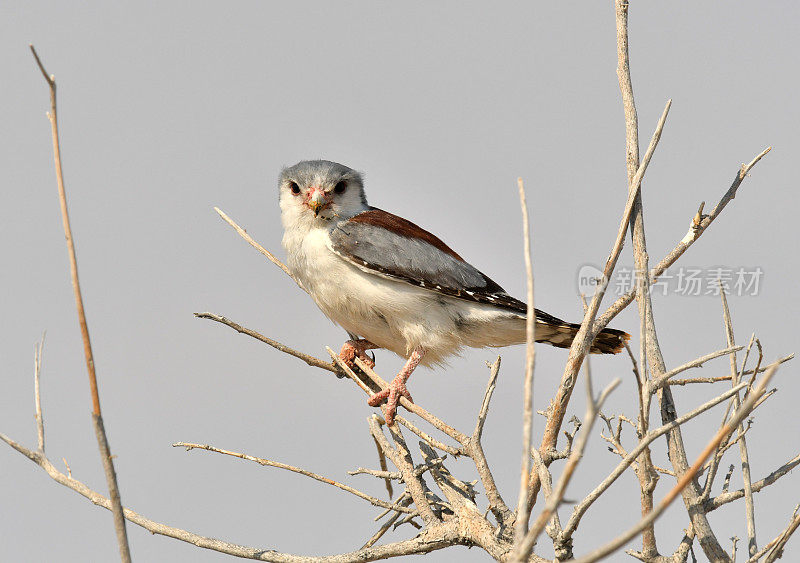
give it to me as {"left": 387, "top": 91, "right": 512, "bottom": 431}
{"left": 289, "top": 182, "right": 301, "bottom": 195}
{"left": 334, "top": 181, "right": 347, "bottom": 194}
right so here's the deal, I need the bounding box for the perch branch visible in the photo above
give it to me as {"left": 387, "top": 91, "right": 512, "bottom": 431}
{"left": 350, "top": 356, "right": 469, "bottom": 445}
{"left": 197, "top": 312, "right": 341, "bottom": 374}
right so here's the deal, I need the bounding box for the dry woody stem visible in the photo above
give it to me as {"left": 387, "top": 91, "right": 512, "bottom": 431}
{"left": 29, "top": 44, "right": 132, "bottom": 563}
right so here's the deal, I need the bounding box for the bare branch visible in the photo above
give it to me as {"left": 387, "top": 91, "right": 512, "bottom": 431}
{"left": 720, "top": 289, "right": 757, "bottom": 557}
{"left": 360, "top": 495, "right": 413, "bottom": 550}
{"left": 369, "top": 416, "right": 439, "bottom": 526}
{"left": 669, "top": 376, "right": 732, "bottom": 386}
{"left": 514, "top": 377, "right": 621, "bottom": 560}
{"left": 707, "top": 452, "right": 800, "bottom": 512}
{"left": 1, "top": 430, "right": 460, "bottom": 562}
{"left": 512, "top": 176, "right": 537, "bottom": 553}
{"left": 353, "top": 357, "right": 469, "bottom": 445}
{"left": 395, "top": 416, "right": 462, "bottom": 457}
{"left": 172, "top": 442, "right": 412, "bottom": 514}
{"left": 757, "top": 505, "right": 800, "bottom": 563}
{"left": 213, "top": 207, "right": 301, "bottom": 290}
{"left": 563, "top": 381, "right": 748, "bottom": 539}
{"left": 29, "top": 43, "right": 131, "bottom": 562}
{"left": 650, "top": 346, "right": 743, "bottom": 390}
{"left": 198, "top": 312, "right": 341, "bottom": 374}
{"left": 34, "top": 333, "right": 45, "bottom": 452}
{"left": 596, "top": 145, "right": 771, "bottom": 330}
{"left": 569, "top": 363, "right": 779, "bottom": 563}
{"left": 474, "top": 357, "right": 501, "bottom": 442}
{"left": 530, "top": 95, "right": 672, "bottom": 512}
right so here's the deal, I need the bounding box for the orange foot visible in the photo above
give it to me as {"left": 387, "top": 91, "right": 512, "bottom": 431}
{"left": 367, "top": 346, "right": 425, "bottom": 426}
{"left": 339, "top": 339, "right": 377, "bottom": 370}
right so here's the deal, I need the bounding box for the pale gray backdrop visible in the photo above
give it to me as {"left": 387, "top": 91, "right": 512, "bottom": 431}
{"left": 1, "top": 2, "right": 798, "bottom": 562}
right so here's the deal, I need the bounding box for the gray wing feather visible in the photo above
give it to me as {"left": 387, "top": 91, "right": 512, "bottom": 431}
{"left": 329, "top": 220, "right": 527, "bottom": 313}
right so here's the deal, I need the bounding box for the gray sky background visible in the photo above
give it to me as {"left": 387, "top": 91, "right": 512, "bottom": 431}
{"left": 2, "top": 2, "right": 798, "bottom": 561}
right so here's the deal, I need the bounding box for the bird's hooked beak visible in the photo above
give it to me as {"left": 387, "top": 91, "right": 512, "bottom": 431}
{"left": 306, "top": 188, "right": 331, "bottom": 216}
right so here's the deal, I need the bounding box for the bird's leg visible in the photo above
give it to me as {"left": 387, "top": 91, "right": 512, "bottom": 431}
{"left": 368, "top": 346, "right": 425, "bottom": 426}
{"left": 339, "top": 338, "right": 379, "bottom": 370}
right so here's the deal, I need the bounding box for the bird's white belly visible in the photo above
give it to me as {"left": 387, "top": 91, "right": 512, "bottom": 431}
{"left": 285, "top": 227, "right": 461, "bottom": 364}
{"left": 283, "top": 224, "right": 526, "bottom": 365}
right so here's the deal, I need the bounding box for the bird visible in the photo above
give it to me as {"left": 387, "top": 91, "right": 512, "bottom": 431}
{"left": 279, "top": 160, "right": 629, "bottom": 424}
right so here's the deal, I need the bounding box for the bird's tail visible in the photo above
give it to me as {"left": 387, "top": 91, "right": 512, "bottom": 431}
{"left": 533, "top": 310, "right": 630, "bottom": 354}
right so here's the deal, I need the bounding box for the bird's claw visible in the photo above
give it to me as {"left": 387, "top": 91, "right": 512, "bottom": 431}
{"left": 368, "top": 378, "right": 413, "bottom": 426}
{"left": 339, "top": 340, "right": 376, "bottom": 370}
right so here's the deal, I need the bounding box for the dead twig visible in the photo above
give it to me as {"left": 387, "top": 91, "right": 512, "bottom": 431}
{"left": 213, "top": 207, "right": 301, "bottom": 289}
{"left": 512, "top": 176, "right": 537, "bottom": 552}
{"left": 569, "top": 363, "right": 779, "bottom": 563}
{"left": 720, "top": 289, "right": 757, "bottom": 557}
{"left": 29, "top": 44, "right": 131, "bottom": 562}
{"left": 197, "top": 312, "right": 341, "bottom": 374}
{"left": 172, "top": 442, "right": 413, "bottom": 514}
{"left": 514, "top": 375, "right": 621, "bottom": 560}
{"left": 562, "top": 381, "right": 748, "bottom": 541}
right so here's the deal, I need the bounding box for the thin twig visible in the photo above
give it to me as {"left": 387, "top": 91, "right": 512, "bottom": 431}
{"left": 707, "top": 452, "right": 800, "bottom": 512}
{"left": 563, "top": 381, "right": 748, "bottom": 540}
{"left": 198, "top": 312, "right": 341, "bottom": 374}
{"left": 172, "top": 442, "right": 412, "bottom": 514}
{"left": 369, "top": 416, "right": 439, "bottom": 526}
{"left": 514, "top": 377, "right": 621, "bottom": 560}
{"left": 668, "top": 376, "right": 732, "bottom": 386}
{"left": 720, "top": 289, "right": 757, "bottom": 557}
{"left": 595, "top": 145, "right": 772, "bottom": 331}
{"left": 213, "top": 207, "right": 301, "bottom": 289}
{"left": 395, "top": 416, "right": 462, "bottom": 457}
{"left": 474, "top": 357, "right": 501, "bottom": 441}
{"left": 0, "top": 429, "right": 460, "bottom": 562}
{"left": 29, "top": 44, "right": 131, "bottom": 562}
{"left": 512, "top": 177, "right": 537, "bottom": 552}
{"left": 650, "top": 346, "right": 742, "bottom": 390}
{"left": 372, "top": 434, "right": 393, "bottom": 499}
{"left": 530, "top": 96, "right": 672, "bottom": 512}
{"left": 754, "top": 505, "right": 800, "bottom": 563}
{"left": 34, "top": 333, "right": 46, "bottom": 452}
{"left": 352, "top": 357, "right": 469, "bottom": 445}
{"left": 465, "top": 359, "right": 514, "bottom": 528}
{"left": 361, "top": 495, "right": 414, "bottom": 549}
{"left": 569, "top": 363, "right": 779, "bottom": 563}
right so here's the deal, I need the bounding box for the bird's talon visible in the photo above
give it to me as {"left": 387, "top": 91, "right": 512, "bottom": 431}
{"left": 339, "top": 339, "right": 377, "bottom": 370}
{"left": 367, "top": 389, "right": 389, "bottom": 407}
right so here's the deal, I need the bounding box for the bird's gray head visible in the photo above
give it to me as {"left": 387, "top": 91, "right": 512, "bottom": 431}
{"left": 279, "top": 160, "right": 368, "bottom": 226}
